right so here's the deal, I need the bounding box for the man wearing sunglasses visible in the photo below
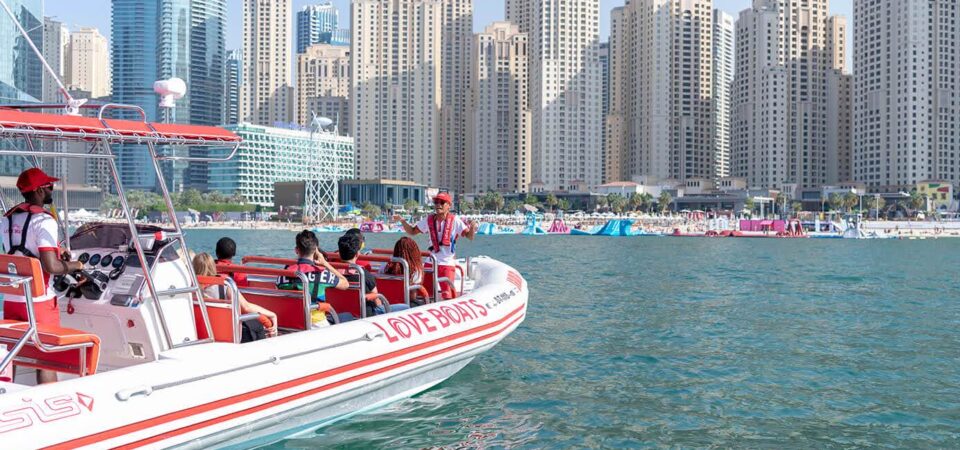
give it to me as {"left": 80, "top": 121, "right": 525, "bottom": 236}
{"left": 1, "top": 168, "right": 84, "bottom": 384}
{"left": 395, "top": 192, "right": 477, "bottom": 299}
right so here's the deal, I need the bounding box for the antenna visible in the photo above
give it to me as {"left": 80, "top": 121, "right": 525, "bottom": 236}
{"left": 154, "top": 78, "right": 187, "bottom": 109}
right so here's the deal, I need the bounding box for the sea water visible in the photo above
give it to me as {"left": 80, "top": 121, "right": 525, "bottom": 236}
{"left": 185, "top": 230, "right": 960, "bottom": 448}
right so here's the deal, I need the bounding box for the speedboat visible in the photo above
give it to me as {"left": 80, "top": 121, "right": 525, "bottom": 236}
{"left": 0, "top": 39, "right": 528, "bottom": 446}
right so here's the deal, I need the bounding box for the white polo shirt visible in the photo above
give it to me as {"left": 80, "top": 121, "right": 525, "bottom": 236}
{"left": 0, "top": 212, "right": 59, "bottom": 303}
{"left": 415, "top": 214, "right": 468, "bottom": 267}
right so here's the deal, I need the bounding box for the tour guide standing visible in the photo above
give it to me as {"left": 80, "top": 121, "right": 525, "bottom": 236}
{"left": 1, "top": 168, "right": 84, "bottom": 384}
{"left": 395, "top": 192, "right": 477, "bottom": 299}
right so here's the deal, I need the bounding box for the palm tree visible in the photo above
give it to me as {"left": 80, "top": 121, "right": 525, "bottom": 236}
{"left": 744, "top": 197, "right": 756, "bottom": 216}
{"left": 595, "top": 195, "right": 608, "bottom": 211}
{"left": 843, "top": 192, "right": 859, "bottom": 213}
{"left": 489, "top": 192, "right": 505, "bottom": 214}
{"left": 828, "top": 193, "right": 843, "bottom": 212}
{"left": 506, "top": 199, "right": 523, "bottom": 214}
{"left": 523, "top": 194, "right": 541, "bottom": 208}
{"left": 557, "top": 198, "right": 571, "bottom": 212}
{"left": 628, "top": 193, "right": 642, "bottom": 212}
{"left": 545, "top": 193, "right": 558, "bottom": 212}
{"left": 640, "top": 192, "right": 654, "bottom": 213}
{"left": 459, "top": 200, "right": 475, "bottom": 214}
{"left": 657, "top": 191, "right": 673, "bottom": 214}
{"left": 909, "top": 191, "right": 926, "bottom": 212}
{"left": 791, "top": 201, "right": 804, "bottom": 216}
{"left": 608, "top": 194, "right": 627, "bottom": 214}
{"left": 403, "top": 199, "right": 420, "bottom": 214}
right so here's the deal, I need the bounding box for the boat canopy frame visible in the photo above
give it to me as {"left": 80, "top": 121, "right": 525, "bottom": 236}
{"left": 0, "top": 102, "right": 245, "bottom": 350}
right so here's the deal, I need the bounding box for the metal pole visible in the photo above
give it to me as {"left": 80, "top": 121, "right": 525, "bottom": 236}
{"left": 103, "top": 141, "right": 175, "bottom": 349}
{"left": 145, "top": 141, "right": 214, "bottom": 342}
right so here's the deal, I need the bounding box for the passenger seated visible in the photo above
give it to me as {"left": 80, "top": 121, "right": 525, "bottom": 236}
{"left": 343, "top": 228, "right": 372, "bottom": 270}
{"left": 192, "top": 252, "right": 278, "bottom": 338}
{"left": 276, "top": 230, "right": 350, "bottom": 325}
{"left": 381, "top": 236, "right": 430, "bottom": 305}
{"left": 215, "top": 237, "right": 247, "bottom": 287}
{"left": 338, "top": 234, "right": 409, "bottom": 316}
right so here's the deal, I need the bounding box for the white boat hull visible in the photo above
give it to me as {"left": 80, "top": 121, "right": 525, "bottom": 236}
{"left": 0, "top": 257, "right": 527, "bottom": 449}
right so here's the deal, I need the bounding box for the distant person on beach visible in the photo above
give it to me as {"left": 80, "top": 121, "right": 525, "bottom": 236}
{"left": 394, "top": 192, "right": 477, "bottom": 299}
{"left": 382, "top": 236, "right": 430, "bottom": 305}
{"left": 214, "top": 237, "right": 247, "bottom": 286}
{"left": 193, "top": 252, "right": 278, "bottom": 339}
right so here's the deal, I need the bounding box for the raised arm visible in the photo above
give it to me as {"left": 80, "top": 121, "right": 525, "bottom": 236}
{"left": 393, "top": 215, "right": 421, "bottom": 236}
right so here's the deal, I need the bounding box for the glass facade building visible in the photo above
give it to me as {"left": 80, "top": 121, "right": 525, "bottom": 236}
{"left": 296, "top": 2, "right": 347, "bottom": 53}
{"left": 209, "top": 124, "right": 355, "bottom": 206}
{"left": 0, "top": 0, "right": 42, "bottom": 176}
{"left": 112, "top": 0, "right": 225, "bottom": 192}
{"left": 224, "top": 49, "right": 242, "bottom": 126}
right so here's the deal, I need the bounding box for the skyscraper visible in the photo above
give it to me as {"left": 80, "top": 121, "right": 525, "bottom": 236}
{"left": 467, "top": 21, "right": 530, "bottom": 193}
{"left": 732, "top": 0, "right": 847, "bottom": 190}
{"left": 351, "top": 0, "right": 472, "bottom": 190}
{"left": 0, "top": 0, "right": 42, "bottom": 104}
{"left": 853, "top": 0, "right": 960, "bottom": 191}
{"left": 296, "top": 44, "right": 350, "bottom": 133}
{"left": 41, "top": 17, "right": 68, "bottom": 103}
{"left": 242, "top": 0, "right": 292, "bottom": 126}
{"left": 224, "top": 49, "right": 242, "bottom": 125}
{"left": 296, "top": 2, "right": 346, "bottom": 53}
{"left": 66, "top": 27, "right": 111, "bottom": 99}
{"left": 599, "top": 41, "right": 609, "bottom": 184}
{"left": 112, "top": 0, "right": 226, "bottom": 191}
{"left": 606, "top": 0, "right": 715, "bottom": 184}
{"left": 713, "top": 9, "right": 734, "bottom": 180}
{"left": 507, "top": 0, "right": 602, "bottom": 192}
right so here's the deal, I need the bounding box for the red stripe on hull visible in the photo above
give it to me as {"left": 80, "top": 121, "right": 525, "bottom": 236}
{"left": 46, "top": 304, "right": 526, "bottom": 449}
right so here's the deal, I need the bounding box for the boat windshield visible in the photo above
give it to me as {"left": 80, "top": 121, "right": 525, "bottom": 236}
{"left": 70, "top": 223, "right": 168, "bottom": 250}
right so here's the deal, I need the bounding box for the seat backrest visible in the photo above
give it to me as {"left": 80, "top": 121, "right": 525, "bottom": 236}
{"left": 0, "top": 253, "right": 46, "bottom": 297}
{"left": 240, "top": 288, "right": 309, "bottom": 331}
{"left": 217, "top": 263, "right": 311, "bottom": 331}
{"left": 193, "top": 302, "right": 236, "bottom": 343}
{"left": 325, "top": 286, "right": 364, "bottom": 319}
{"left": 375, "top": 277, "right": 408, "bottom": 306}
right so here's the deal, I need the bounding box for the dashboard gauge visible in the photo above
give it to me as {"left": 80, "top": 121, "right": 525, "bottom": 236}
{"left": 101, "top": 255, "right": 113, "bottom": 268}
{"left": 112, "top": 256, "right": 125, "bottom": 268}
{"left": 78, "top": 253, "right": 90, "bottom": 264}
{"left": 88, "top": 254, "right": 101, "bottom": 266}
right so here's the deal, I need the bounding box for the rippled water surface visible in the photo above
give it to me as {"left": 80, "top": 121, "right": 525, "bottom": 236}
{"left": 185, "top": 230, "right": 960, "bottom": 448}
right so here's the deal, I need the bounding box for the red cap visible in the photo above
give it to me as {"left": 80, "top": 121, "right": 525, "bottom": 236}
{"left": 16, "top": 168, "right": 59, "bottom": 193}
{"left": 433, "top": 192, "right": 453, "bottom": 205}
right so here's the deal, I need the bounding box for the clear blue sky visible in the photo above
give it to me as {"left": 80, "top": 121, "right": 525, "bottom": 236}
{"left": 46, "top": 1, "right": 853, "bottom": 49}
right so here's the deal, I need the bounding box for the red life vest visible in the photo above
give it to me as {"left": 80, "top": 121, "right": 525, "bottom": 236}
{"left": 427, "top": 213, "right": 456, "bottom": 252}
{"left": 4, "top": 202, "right": 56, "bottom": 258}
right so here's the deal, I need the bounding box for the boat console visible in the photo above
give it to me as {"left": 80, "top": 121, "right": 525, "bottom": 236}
{"left": 55, "top": 223, "right": 198, "bottom": 371}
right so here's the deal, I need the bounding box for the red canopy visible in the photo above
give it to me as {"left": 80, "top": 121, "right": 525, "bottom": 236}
{"left": 0, "top": 108, "right": 240, "bottom": 144}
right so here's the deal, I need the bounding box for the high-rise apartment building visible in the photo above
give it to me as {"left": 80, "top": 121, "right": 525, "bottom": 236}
{"left": 0, "top": 0, "right": 42, "bottom": 105}
{"left": 853, "top": 0, "right": 960, "bottom": 191}
{"left": 507, "top": 0, "right": 602, "bottom": 192}
{"left": 351, "top": 0, "right": 472, "bottom": 190}
{"left": 732, "top": 0, "right": 847, "bottom": 190}
{"left": 599, "top": 41, "right": 610, "bottom": 183}
{"left": 242, "top": 0, "right": 292, "bottom": 126}
{"left": 606, "top": 0, "right": 715, "bottom": 184}
{"left": 296, "top": 44, "right": 350, "bottom": 133}
{"left": 41, "top": 17, "right": 68, "bottom": 103}
{"left": 297, "top": 2, "right": 348, "bottom": 53}
{"left": 467, "top": 21, "right": 530, "bottom": 193}
{"left": 713, "top": 9, "right": 734, "bottom": 179}
{"left": 225, "top": 49, "right": 242, "bottom": 125}
{"left": 66, "top": 27, "right": 111, "bottom": 99}
{"left": 112, "top": 0, "right": 226, "bottom": 191}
